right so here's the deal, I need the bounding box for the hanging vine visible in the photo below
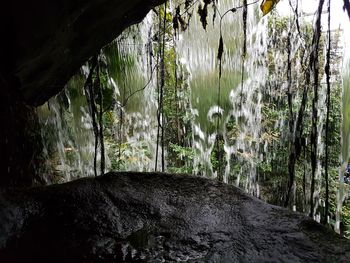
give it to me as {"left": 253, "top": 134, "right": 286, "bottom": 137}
{"left": 285, "top": 29, "right": 295, "bottom": 208}
{"left": 155, "top": 6, "right": 161, "bottom": 171}
{"left": 285, "top": 0, "right": 325, "bottom": 209}
{"left": 155, "top": 1, "right": 168, "bottom": 172}
{"left": 96, "top": 60, "right": 105, "bottom": 175}
{"left": 323, "top": 0, "right": 331, "bottom": 224}
{"left": 83, "top": 56, "right": 105, "bottom": 177}
{"left": 240, "top": 0, "right": 248, "bottom": 108}
{"left": 161, "top": 1, "right": 167, "bottom": 172}
{"left": 309, "top": 0, "right": 325, "bottom": 217}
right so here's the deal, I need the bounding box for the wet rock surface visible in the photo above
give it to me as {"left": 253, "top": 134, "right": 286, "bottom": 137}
{"left": 0, "top": 172, "right": 349, "bottom": 262}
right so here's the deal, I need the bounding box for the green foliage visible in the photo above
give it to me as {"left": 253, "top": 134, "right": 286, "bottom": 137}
{"left": 262, "top": 14, "right": 346, "bottom": 233}
{"left": 168, "top": 143, "right": 195, "bottom": 173}
{"left": 151, "top": 4, "right": 195, "bottom": 173}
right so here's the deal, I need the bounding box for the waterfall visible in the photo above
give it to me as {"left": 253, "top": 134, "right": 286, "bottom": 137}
{"left": 177, "top": 0, "right": 267, "bottom": 196}
{"left": 338, "top": 60, "right": 350, "bottom": 233}
{"left": 109, "top": 14, "right": 160, "bottom": 172}
{"left": 37, "top": 78, "right": 96, "bottom": 183}
{"left": 336, "top": 8, "right": 350, "bottom": 234}
{"left": 36, "top": 0, "right": 349, "bottom": 236}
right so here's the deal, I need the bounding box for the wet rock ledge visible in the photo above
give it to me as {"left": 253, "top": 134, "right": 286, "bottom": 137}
{"left": 0, "top": 172, "right": 349, "bottom": 262}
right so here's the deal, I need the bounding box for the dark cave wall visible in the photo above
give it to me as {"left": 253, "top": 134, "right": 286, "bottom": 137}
{"left": 0, "top": 74, "right": 41, "bottom": 186}
{"left": 2, "top": 0, "right": 166, "bottom": 106}
{"left": 0, "top": 0, "right": 166, "bottom": 187}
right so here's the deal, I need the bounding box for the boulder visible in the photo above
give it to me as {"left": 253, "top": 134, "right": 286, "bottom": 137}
{"left": 0, "top": 172, "right": 349, "bottom": 262}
